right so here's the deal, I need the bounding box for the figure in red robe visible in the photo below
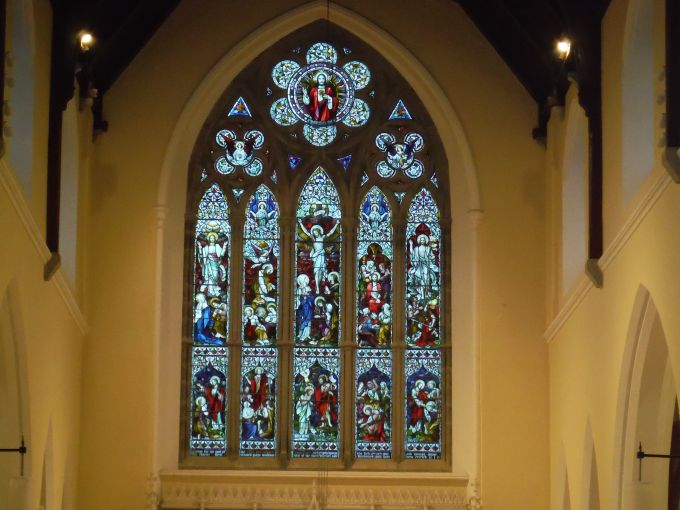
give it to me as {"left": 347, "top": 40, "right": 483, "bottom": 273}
{"left": 407, "top": 379, "right": 428, "bottom": 433}
{"left": 361, "top": 405, "right": 387, "bottom": 442}
{"left": 204, "top": 375, "right": 226, "bottom": 426}
{"left": 303, "top": 72, "right": 338, "bottom": 122}
{"left": 365, "top": 272, "right": 383, "bottom": 314}
{"left": 248, "top": 366, "right": 269, "bottom": 411}
{"left": 314, "top": 375, "right": 338, "bottom": 428}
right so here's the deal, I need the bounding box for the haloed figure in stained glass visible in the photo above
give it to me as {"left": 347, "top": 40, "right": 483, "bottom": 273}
{"left": 294, "top": 364, "right": 339, "bottom": 436}
{"left": 302, "top": 71, "right": 338, "bottom": 122}
{"left": 297, "top": 219, "right": 340, "bottom": 294}
{"left": 241, "top": 366, "right": 275, "bottom": 441}
{"left": 405, "top": 190, "right": 441, "bottom": 349}
{"left": 406, "top": 367, "right": 441, "bottom": 448}
{"left": 295, "top": 182, "right": 342, "bottom": 347}
{"left": 198, "top": 232, "right": 228, "bottom": 297}
{"left": 356, "top": 368, "right": 391, "bottom": 443}
{"left": 192, "top": 369, "right": 227, "bottom": 441}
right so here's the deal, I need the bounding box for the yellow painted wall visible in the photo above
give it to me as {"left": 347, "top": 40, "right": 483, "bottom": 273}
{"left": 0, "top": 159, "right": 85, "bottom": 508}
{"left": 0, "top": 2, "right": 93, "bottom": 508}
{"left": 546, "top": 0, "right": 680, "bottom": 508}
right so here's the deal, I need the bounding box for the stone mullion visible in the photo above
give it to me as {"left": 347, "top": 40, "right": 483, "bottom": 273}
{"left": 393, "top": 216, "right": 406, "bottom": 463}
{"left": 440, "top": 216, "right": 452, "bottom": 461}
{"left": 278, "top": 214, "right": 294, "bottom": 465}
{"left": 341, "top": 213, "right": 357, "bottom": 466}
{"left": 228, "top": 210, "right": 245, "bottom": 461}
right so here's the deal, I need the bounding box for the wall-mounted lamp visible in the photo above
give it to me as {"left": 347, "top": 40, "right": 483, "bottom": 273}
{"left": 556, "top": 37, "right": 572, "bottom": 61}
{"left": 78, "top": 30, "right": 95, "bottom": 51}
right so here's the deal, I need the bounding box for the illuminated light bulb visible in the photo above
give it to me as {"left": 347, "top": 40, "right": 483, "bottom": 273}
{"left": 79, "top": 31, "right": 94, "bottom": 51}
{"left": 556, "top": 38, "right": 571, "bottom": 60}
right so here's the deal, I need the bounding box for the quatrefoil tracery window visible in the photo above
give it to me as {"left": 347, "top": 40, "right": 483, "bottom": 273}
{"left": 182, "top": 23, "right": 450, "bottom": 469}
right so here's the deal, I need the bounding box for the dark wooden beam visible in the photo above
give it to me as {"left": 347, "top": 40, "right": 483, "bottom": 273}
{"left": 89, "top": 0, "right": 180, "bottom": 95}
{"left": 46, "top": 5, "right": 75, "bottom": 254}
{"left": 458, "top": 0, "right": 556, "bottom": 104}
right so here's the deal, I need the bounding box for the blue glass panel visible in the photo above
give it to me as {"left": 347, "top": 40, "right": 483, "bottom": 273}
{"left": 405, "top": 189, "right": 441, "bottom": 348}
{"left": 190, "top": 346, "right": 228, "bottom": 456}
{"left": 243, "top": 185, "right": 280, "bottom": 346}
{"left": 240, "top": 346, "right": 277, "bottom": 457}
{"left": 404, "top": 349, "right": 442, "bottom": 459}
{"left": 356, "top": 187, "right": 392, "bottom": 348}
{"left": 228, "top": 96, "right": 252, "bottom": 117}
{"left": 294, "top": 167, "right": 342, "bottom": 347}
{"left": 389, "top": 99, "right": 412, "bottom": 120}
{"left": 193, "top": 184, "right": 230, "bottom": 345}
{"left": 292, "top": 347, "right": 340, "bottom": 458}
{"left": 355, "top": 348, "right": 392, "bottom": 458}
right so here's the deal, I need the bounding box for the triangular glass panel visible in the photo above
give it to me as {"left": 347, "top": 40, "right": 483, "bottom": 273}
{"left": 292, "top": 47, "right": 302, "bottom": 54}
{"left": 369, "top": 90, "right": 376, "bottom": 98}
{"left": 270, "top": 169, "right": 278, "bottom": 183}
{"left": 389, "top": 99, "right": 412, "bottom": 120}
{"left": 228, "top": 96, "right": 251, "bottom": 117}
{"left": 233, "top": 188, "right": 244, "bottom": 202}
{"left": 430, "top": 173, "right": 439, "bottom": 188}
{"left": 288, "top": 154, "right": 302, "bottom": 170}
{"left": 360, "top": 172, "right": 369, "bottom": 187}
{"left": 337, "top": 154, "right": 352, "bottom": 173}
{"left": 265, "top": 87, "right": 272, "bottom": 97}
{"left": 200, "top": 168, "right": 207, "bottom": 182}
{"left": 394, "top": 191, "right": 406, "bottom": 204}
{"left": 343, "top": 47, "right": 352, "bottom": 54}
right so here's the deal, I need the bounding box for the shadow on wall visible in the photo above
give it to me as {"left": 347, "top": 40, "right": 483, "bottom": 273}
{"left": 5, "top": 0, "right": 37, "bottom": 195}
{"left": 621, "top": 0, "right": 656, "bottom": 206}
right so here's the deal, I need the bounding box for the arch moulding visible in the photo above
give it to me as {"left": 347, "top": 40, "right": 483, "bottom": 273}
{"left": 152, "top": 2, "right": 482, "bottom": 507}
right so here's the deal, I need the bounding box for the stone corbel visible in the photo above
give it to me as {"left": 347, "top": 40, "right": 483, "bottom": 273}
{"left": 466, "top": 478, "right": 482, "bottom": 510}
{"left": 663, "top": 146, "right": 680, "bottom": 183}
{"left": 147, "top": 473, "right": 160, "bottom": 510}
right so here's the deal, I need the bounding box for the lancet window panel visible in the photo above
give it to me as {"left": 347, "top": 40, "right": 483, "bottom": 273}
{"left": 181, "top": 21, "right": 451, "bottom": 469}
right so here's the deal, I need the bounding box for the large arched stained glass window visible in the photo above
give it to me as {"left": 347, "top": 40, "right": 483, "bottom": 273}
{"left": 292, "top": 167, "right": 342, "bottom": 458}
{"left": 182, "top": 23, "right": 450, "bottom": 468}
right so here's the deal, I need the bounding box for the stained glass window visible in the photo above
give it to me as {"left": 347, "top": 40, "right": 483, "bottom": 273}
{"left": 190, "top": 184, "right": 230, "bottom": 455}
{"left": 190, "top": 346, "right": 228, "bottom": 456}
{"left": 192, "top": 183, "right": 230, "bottom": 346}
{"left": 404, "top": 188, "right": 442, "bottom": 459}
{"left": 292, "top": 167, "right": 342, "bottom": 457}
{"left": 185, "top": 30, "right": 448, "bottom": 467}
{"left": 355, "top": 187, "right": 393, "bottom": 458}
{"left": 240, "top": 185, "right": 280, "bottom": 456}
{"left": 269, "top": 42, "right": 372, "bottom": 147}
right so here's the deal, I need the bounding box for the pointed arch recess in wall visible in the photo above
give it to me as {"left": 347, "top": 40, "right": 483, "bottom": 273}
{"left": 613, "top": 286, "right": 678, "bottom": 510}
{"left": 154, "top": 3, "right": 481, "bottom": 489}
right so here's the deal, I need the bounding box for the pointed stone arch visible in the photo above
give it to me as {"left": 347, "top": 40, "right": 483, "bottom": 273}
{"left": 612, "top": 285, "right": 678, "bottom": 509}
{"left": 0, "top": 280, "right": 33, "bottom": 507}
{"left": 154, "top": 0, "right": 481, "bottom": 481}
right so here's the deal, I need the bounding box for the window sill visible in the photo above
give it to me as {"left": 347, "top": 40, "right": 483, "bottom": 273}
{"left": 159, "top": 469, "right": 469, "bottom": 509}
